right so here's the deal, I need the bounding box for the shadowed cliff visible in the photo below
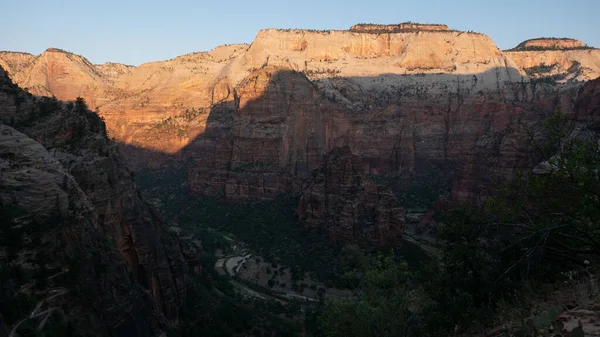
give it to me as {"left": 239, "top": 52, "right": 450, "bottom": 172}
{"left": 115, "top": 65, "right": 592, "bottom": 246}
{"left": 0, "top": 66, "right": 194, "bottom": 337}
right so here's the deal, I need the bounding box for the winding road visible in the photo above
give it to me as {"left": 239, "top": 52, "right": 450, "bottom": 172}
{"left": 215, "top": 254, "right": 318, "bottom": 303}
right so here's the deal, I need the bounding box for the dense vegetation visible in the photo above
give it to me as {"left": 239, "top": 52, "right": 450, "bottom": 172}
{"left": 172, "top": 256, "right": 303, "bottom": 336}
{"left": 307, "top": 113, "right": 600, "bottom": 336}
{"left": 368, "top": 161, "right": 455, "bottom": 213}
{"left": 137, "top": 161, "right": 346, "bottom": 282}
{"left": 136, "top": 112, "right": 600, "bottom": 337}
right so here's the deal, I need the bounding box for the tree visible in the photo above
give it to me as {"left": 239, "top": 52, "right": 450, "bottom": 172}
{"left": 317, "top": 245, "right": 422, "bottom": 337}
{"left": 423, "top": 112, "right": 600, "bottom": 335}
{"left": 491, "top": 113, "right": 600, "bottom": 268}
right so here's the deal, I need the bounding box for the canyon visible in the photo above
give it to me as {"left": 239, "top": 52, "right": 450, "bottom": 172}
{"left": 1, "top": 23, "right": 599, "bottom": 245}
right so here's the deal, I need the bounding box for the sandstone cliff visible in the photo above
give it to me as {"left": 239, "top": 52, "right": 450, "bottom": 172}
{"left": 0, "top": 51, "right": 35, "bottom": 75}
{"left": 0, "top": 26, "right": 526, "bottom": 156}
{"left": 505, "top": 48, "right": 600, "bottom": 83}
{"left": 0, "top": 24, "right": 595, "bottom": 210}
{"left": 298, "top": 146, "right": 404, "bottom": 245}
{"left": 511, "top": 38, "right": 587, "bottom": 51}
{"left": 0, "top": 66, "right": 191, "bottom": 336}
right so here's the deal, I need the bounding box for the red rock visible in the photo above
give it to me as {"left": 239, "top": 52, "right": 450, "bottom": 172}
{"left": 298, "top": 146, "right": 405, "bottom": 245}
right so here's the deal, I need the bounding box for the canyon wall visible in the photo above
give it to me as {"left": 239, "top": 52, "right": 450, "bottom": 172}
{"left": 298, "top": 146, "right": 405, "bottom": 245}
{"left": 1, "top": 25, "right": 597, "bottom": 227}
{"left": 0, "top": 66, "right": 192, "bottom": 336}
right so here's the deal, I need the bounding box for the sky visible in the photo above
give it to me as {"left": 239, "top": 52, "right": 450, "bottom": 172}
{"left": 1, "top": 0, "right": 598, "bottom": 66}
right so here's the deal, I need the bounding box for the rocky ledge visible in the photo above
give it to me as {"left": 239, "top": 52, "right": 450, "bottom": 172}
{"left": 349, "top": 22, "right": 450, "bottom": 33}
{"left": 511, "top": 38, "right": 589, "bottom": 51}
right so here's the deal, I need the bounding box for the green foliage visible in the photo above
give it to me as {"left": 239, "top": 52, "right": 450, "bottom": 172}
{"left": 492, "top": 113, "right": 600, "bottom": 266}
{"left": 15, "top": 97, "right": 61, "bottom": 127}
{"left": 317, "top": 246, "right": 420, "bottom": 337}
{"left": 524, "top": 63, "right": 555, "bottom": 76}
{"left": 529, "top": 74, "right": 567, "bottom": 86}
{"left": 181, "top": 107, "right": 206, "bottom": 122}
{"left": 175, "top": 273, "right": 302, "bottom": 337}
{"left": 154, "top": 107, "right": 206, "bottom": 132}
{"left": 181, "top": 196, "right": 343, "bottom": 281}
{"left": 136, "top": 162, "right": 344, "bottom": 281}
{"left": 420, "top": 112, "right": 600, "bottom": 335}
{"left": 368, "top": 161, "right": 455, "bottom": 212}
{"left": 74, "top": 96, "right": 107, "bottom": 136}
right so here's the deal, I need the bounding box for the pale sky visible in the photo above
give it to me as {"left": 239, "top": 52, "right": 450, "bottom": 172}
{"left": 1, "top": 0, "right": 598, "bottom": 66}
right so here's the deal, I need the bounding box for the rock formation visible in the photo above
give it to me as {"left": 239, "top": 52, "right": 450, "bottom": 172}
{"left": 504, "top": 38, "right": 600, "bottom": 83}
{"left": 511, "top": 38, "right": 587, "bottom": 51}
{"left": 0, "top": 66, "right": 192, "bottom": 336}
{"left": 350, "top": 22, "right": 450, "bottom": 33}
{"left": 0, "top": 23, "right": 597, "bottom": 216}
{"left": 0, "top": 25, "right": 526, "bottom": 158}
{"left": 298, "top": 146, "right": 404, "bottom": 245}
{"left": 505, "top": 49, "right": 600, "bottom": 83}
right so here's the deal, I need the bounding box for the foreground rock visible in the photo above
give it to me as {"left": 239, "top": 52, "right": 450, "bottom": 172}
{"left": 0, "top": 66, "right": 190, "bottom": 336}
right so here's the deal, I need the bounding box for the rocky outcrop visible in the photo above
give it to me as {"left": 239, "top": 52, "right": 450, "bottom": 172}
{"left": 503, "top": 38, "right": 600, "bottom": 83}
{"left": 298, "top": 146, "right": 404, "bottom": 245}
{"left": 350, "top": 22, "right": 450, "bottom": 33}
{"left": 506, "top": 49, "right": 600, "bottom": 83}
{"left": 0, "top": 51, "right": 35, "bottom": 75}
{"left": 95, "top": 61, "right": 134, "bottom": 82}
{"left": 0, "top": 66, "right": 190, "bottom": 336}
{"left": 568, "top": 76, "right": 600, "bottom": 126}
{"left": 511, "top": 38, "right": 587, "bottom": 51}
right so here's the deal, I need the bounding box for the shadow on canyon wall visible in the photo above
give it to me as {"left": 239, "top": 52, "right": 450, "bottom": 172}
{"left": 117, "top": 65, "right": 565, "bottom": 209}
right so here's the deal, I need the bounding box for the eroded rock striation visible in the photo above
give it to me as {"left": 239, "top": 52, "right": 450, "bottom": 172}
{"left": 298, "top": 146, "right": 405, "bottom": 246}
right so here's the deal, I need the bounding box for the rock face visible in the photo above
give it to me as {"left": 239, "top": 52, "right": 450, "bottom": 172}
{"left": 0, "top": 66, "right": 190, "bottom": 336}
{"left": 298, "top": 146, "right": 404, "bottom": 246}
{"left": 511, "top": 38, "right": 587, "bottom": 51}
{"left": 506, "top": 49, "right": 600, "bottom": 83}
{"left": 0, "top": 24, "right": 596, "bottom": 210}
{"left": 0, "top": 51, "right": 35, "bottom": 75}
{"left": 0, "top": 26, "right": 525, "bottom": 158}
{"left": 350, "top": 22, "right": 450, "bottom": 33}
{"left": 571, "top": 76, "right": 600, "bottom": 123}
{"left": 504, "top": 38, "right": 600, "bottom": 83}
